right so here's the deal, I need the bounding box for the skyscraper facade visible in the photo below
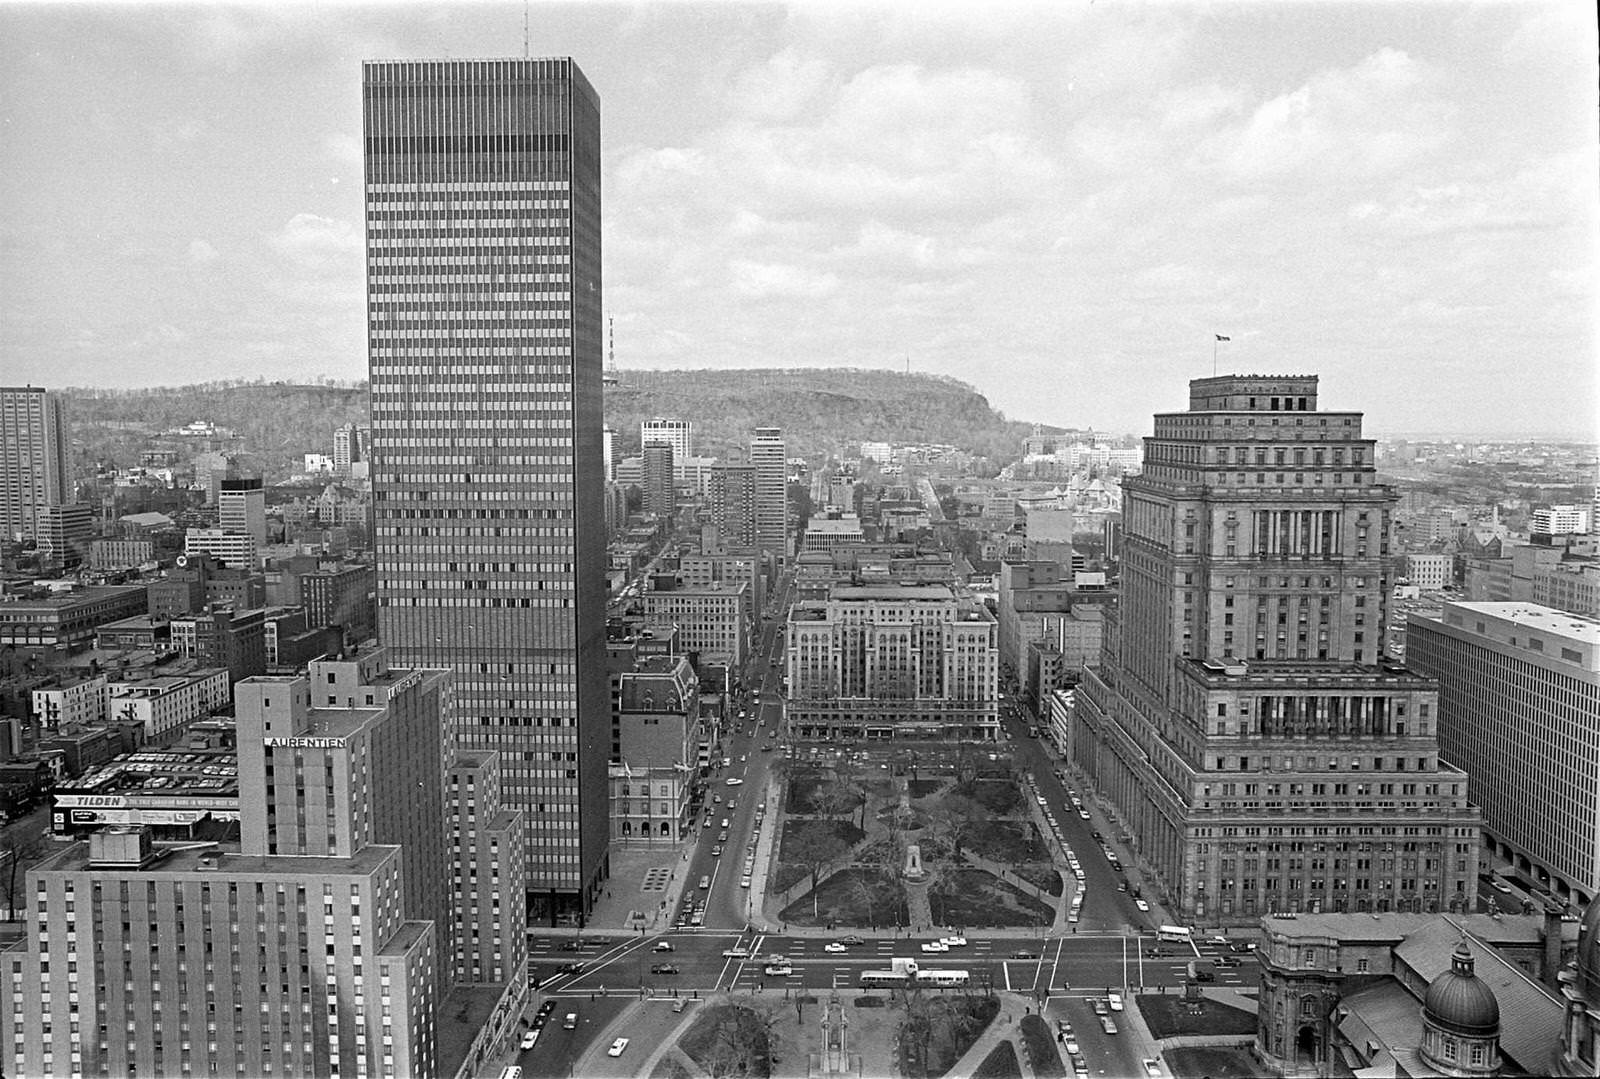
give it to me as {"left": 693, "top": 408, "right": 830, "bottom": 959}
{"left": 751, "top": 426, "right": 788, "bottom": 564}
{"left": 0, "top": 385, "right": 70, "bottom": 545}
{"left": 642, "top": 441, "right": 675, "bottom": 518}
{"left": 1407, "top": 601, "right": 1600, "bottom": 908}
{"left": 1073, "top": 375, "right": 1480, "bottom": 926}
{"left": 363, "top": 58, "right": 610, "bottom": 924}
{"left": 640, "top": 417, "right": 691, "bottom": 481}
{"left": 710, "top": 463, "right": 758, "bottom": 550}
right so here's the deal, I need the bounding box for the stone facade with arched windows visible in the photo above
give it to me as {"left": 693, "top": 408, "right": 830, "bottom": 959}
{"left": 1251, "top": 911, "right": 1572, "bottom": 1077}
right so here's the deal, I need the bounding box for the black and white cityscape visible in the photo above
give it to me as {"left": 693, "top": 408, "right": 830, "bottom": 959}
{"left": 1, "top": 5, "right": 1597, "bottom": 1079}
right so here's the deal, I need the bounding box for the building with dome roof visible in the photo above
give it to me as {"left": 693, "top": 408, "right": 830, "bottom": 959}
{"left": 1253, "top": 910, "right": 1575, "bottom": 1076}
{"left": 1419, "top": 940, "right": 1501, "bottom": 1075}
{"left": 1555, "top": 899, "right": 1600, "bottom": 1076}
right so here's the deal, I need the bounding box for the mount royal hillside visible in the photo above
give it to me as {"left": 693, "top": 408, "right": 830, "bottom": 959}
{"left": 61, "top": 369, "right": 1039, "bottom": 479}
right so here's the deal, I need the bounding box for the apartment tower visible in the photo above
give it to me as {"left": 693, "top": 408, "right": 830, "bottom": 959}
{"left": 363, "top": 58, "right": 609, "bottom": 924}
{"left": 710, "top": 463, "right": 758, "bottom": 550}
{"left": 1073, "top": 375, "right": 1480, "bottom": 926}
{"left": 751, "top": 426, "right": 788, "bottom": 565}
{"left": 0, "top": 386, "right": 70, "bottom": 545}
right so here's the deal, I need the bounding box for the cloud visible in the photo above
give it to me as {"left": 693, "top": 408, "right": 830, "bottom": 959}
{"left": 727, "top": 49, "right": 832, "bottom": 122}
{"left": 266, "top": 213, "right": 361, "bottom": 270}
{"left": 186, "top": 239, "right": 219, "bottom": 265}
{"left": 728, "top": 259, "right": 839, "bottom": 300}
{"left": 1200, "top": 48, "right": 1448, "bottom": 183}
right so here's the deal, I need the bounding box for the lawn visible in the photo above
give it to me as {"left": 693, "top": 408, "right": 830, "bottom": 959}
{"left": 770, "top": 863, "right": 809, "bottom": 894}
{"left": 932, "top": 869, "right": 1053, "bottom": 928}
{"left": 982, "top": 820, "right": 1050, "bottom": 862}
{"left": 1013, "top": 864, "right": 1064, "bottom": 897}
{"left": 971, "top": 1040, "right": 1022, "bottom": 1079}
{"left": 778, "top": 866, "right": 908, "bottom": 928}
{"left": 784, "top": 771, "right": 829, "bottom": 814}
{"left": 679, "top": 1003, "right": 773, "bottom": 1078}
{"left": 896, "top": 993, "right": 1001, "bottom": 1079}
{"left": 1136, "top": 993, "right": 1260, "bottom": 1038}
{"left": 908, "top": 778, "right": 948, "bottom": 799}
{"left": 1164, "top": 1045, "right": 1267, "bottom": 1078}
{"left": 958, "top": 779, "right": 1024, "bottom": 815}
{"left": 1017, "top": 1015, "right": 1066, "bottom": 1079}
{"left": 778, "top": 817, "right": 865, "bottom": 857}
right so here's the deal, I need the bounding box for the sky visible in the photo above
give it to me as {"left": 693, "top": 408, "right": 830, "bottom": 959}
{"left": 2, "top": 1, "right": 1596, "bottom": 439}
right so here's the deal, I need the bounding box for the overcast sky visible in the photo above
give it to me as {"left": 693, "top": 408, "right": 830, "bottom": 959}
{"left": 2, "top": 1, "right": 1596, "bottom": 438}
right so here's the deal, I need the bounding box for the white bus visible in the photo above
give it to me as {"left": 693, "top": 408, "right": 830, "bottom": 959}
{"left": 500, "top": 1068, "right": 524, "bottom": 1079}
{"left": 858, "top": 968, "right": 971, "bottom": 989}
{"left": 1157, "top": 925, "right": 1193, "bottom": 944}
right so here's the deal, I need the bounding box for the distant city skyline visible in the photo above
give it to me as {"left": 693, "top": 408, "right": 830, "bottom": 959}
{"left": 2, "top": 2, "right": 1596, "bottom": 438}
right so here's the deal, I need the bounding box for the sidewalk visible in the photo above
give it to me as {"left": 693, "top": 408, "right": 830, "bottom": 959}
{"left": 582, "top": 840, "right": 699, "bottom": 934}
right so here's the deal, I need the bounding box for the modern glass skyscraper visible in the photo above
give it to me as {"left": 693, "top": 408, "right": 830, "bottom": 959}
{"left": 363, "top": 58, "right": 609, "bottom": 924}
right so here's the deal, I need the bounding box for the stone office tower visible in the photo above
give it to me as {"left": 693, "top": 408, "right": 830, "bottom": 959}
{"left": 1073, "top": 375, "right": 1480, "bottom": 926}
{"left": 363, "top": 58, "right": 609, "bottom": 925}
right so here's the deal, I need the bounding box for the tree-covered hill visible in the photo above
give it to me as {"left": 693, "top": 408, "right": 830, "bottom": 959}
{"left": 61, "top": 369, "right": 1033, "bottom": 478}
{"left": 608, "top": 367, "right": 1033, "bottom": 465}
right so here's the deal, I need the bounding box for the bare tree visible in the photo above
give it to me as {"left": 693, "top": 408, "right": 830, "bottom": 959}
{"left": 0, "top": 829, "right": 45, "bottom": 923}
{"left": 786, "top": 826, "right": 851, "bottom": 918}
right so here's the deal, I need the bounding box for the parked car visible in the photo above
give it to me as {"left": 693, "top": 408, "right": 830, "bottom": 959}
{"left": 1100, "top": 1016, "right": 1119, "bottom": 1035}
{"left": 1108, "top": 991, "right": 1124, "bottom": 1012}
{"left": 1135, "top": 899, "right": 1151, "bottom": 912}
{"left": 650, "top": 964, "right": 679, "bottom": 975}
{"left": 521, "top": 1031, "right": 538, "bottom": 1050}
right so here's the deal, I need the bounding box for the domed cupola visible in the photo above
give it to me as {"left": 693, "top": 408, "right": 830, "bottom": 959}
{"left": 1420, "top": 940, "right": 1502, "bottom": 1076}
{"left": 1575, "top": 899, "right": 1600, "bottom": 1003}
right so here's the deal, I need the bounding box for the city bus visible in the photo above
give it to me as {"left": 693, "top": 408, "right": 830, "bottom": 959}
{"left": 500, "top": 1068, "right": 523, "bottom": 1079}
{"left": 1157, "top": 925, "right": 1193, "bottom": 944}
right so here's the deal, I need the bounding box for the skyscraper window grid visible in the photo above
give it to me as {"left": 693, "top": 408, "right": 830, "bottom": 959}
{"left": 363, "top": 58, "right": 609, "bottom": 925}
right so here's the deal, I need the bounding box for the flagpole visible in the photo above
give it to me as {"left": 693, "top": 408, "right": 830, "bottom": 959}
{"left": 1213, "top": 337, "right": 1217, "bottom": 376}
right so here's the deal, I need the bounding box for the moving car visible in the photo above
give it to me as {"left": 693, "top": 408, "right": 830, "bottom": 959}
{"left": 608, "top": 1037, "right": 630, "bottom": 1057}
{"left": 1135, "top": 899, "right": 1151, "bottom": 912}
{"left": 726, "top": 777, "right": 743, "bottom": 786}
{"left": 763, "top": 963, "right": 793, "bottom": 976}
{"left": 839, "top": 935, "right": 865, "bottom": 945}
{"left": 1010, "top": 951, "right": 1037, "bottom": 960}
{"left": 921, "top": 941, "right": 949, "bottom": 953}
{"left": 653, "top": 941, "right": 675, "bottom": 952}
{"left": 1142, "top": 1060, "right": 1164, "bottom": 1078}
{"left": 941, "top": 935, "right": 968, "bottom": 947}
{"left": 1214, "top": 955, "right": 1241, "bottom": 968}
{"left": 650, "top": 963, "right": 679, "bottom": 975}
{"left": 824, "top": 942, "right": 847, "bottom": 953}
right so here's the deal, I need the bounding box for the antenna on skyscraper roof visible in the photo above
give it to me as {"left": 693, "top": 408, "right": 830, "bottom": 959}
{"left": 523, "top": 0, "right": 530, "bottom": 58}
